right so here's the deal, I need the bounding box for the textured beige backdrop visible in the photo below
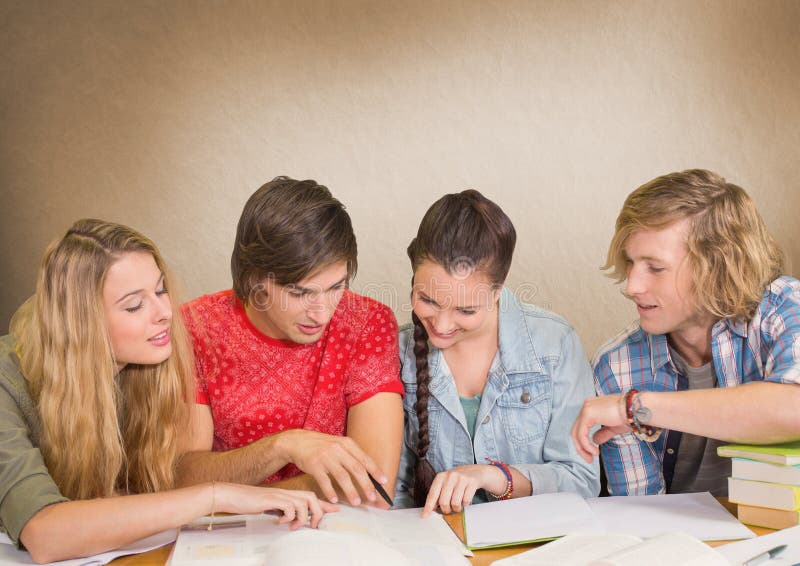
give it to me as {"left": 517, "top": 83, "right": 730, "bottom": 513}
{"left": 1, "top": 1, "right": 798, "bottom": 356}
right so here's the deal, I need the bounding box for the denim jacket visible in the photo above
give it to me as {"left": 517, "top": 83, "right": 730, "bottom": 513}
{"left": 394, "top": 288, "right": 599, "bottom": 508}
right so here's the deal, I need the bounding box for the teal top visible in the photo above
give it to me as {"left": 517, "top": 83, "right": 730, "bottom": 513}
{"left": 460, "top": 393, "right": 487, "bottom": 503}
{"left": 459, "top": 394, "right": 482, "bottom": 441}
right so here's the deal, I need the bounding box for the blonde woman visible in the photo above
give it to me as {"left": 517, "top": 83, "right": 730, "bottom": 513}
{"left": 0, "top": 219, "right": 335, "bottom": 563}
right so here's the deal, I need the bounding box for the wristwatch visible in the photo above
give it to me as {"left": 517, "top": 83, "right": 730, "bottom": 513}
{"left": 625, "top": 389, "right": 663, "bottom": 442}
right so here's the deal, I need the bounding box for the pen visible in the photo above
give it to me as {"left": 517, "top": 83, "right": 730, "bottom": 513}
{"left": 183, "top": 519, "right": 247, "bottom": 531}
{"left": 742, "top": 544, "right": 786, "bottom": 566}
{"left": 369, "top": 473, "right": 394, "bottom": 507}
{"left": 184, "top": 510, "right": 286, "bottom": 531}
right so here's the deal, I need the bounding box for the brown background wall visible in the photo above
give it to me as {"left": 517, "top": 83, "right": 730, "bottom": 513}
{"left": 2, "top": 0, "right": 798, "bottom": 354}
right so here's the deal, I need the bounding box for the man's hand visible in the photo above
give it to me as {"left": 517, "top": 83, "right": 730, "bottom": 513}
{"left": 277, "top": 429, "right": 386, "bottom": 506}
{"left": 570, "top": 393, "right": 631, "bottom": 463}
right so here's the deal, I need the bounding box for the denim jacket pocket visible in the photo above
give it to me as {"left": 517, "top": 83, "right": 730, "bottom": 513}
{"left": 494, "top": 374, "right": 551, "bottom": 445}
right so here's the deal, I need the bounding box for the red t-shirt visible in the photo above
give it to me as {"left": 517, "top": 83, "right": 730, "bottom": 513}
{"left": 181, "top": 289, "right": 402, "bottom": 482}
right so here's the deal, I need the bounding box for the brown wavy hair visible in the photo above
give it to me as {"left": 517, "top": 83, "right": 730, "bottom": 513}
{"left": 407, "top": 190, "right": 516, "bottom": 505}
{"left": 605, "top": 169, "right": 784, "bottom": 320}
{"left": 231, "top": 176, "right": 357, "bottom": 303}
{"left": 11, "top": 219, "right": 194, "bottom": 500}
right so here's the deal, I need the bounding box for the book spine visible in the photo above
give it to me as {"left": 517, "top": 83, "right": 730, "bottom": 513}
{"left": 737, "top": 504, "right": 800, "bottom": 530}
{"left": 727, "top": 478, "right": 800, "bottom": 511}
{"left": 731, "top": 458, "right": 800, "bottom": 486}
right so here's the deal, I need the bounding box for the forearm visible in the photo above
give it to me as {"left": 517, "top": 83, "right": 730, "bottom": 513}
{"left": 346, "top": 393, "right": 404, "bottom": 499}
{"left": 176, "top": 432, "right": 291, "bottom": 486}
{"left": 267, "top": 473, "right": 319, "bottom": 495}
{"left": 21, "top": 484, "right": 211, "bottom": 564}
{"left": 268, "top": 472, "right": 383, "bottom": 506}
{"left": 641, "top": 382, "right": 800, "bottom": 442}
{"left": 513, "top": 460, "right": 598, "bottom": 498}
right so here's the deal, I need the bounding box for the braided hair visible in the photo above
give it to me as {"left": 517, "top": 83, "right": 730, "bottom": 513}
{"left": 407, "top": 190, "right": 516, "bottom": 505}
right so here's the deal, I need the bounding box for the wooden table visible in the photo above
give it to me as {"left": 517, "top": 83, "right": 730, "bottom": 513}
{"left": 110, "top": 499, "right": 772, "bottom": 566}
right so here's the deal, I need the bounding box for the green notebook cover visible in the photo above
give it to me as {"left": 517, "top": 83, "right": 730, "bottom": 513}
{"left": 717, "top": 441, "right": 800, "bottom": 465}
{"left": 460, "top": 512, "right": 561, "bottom": 550}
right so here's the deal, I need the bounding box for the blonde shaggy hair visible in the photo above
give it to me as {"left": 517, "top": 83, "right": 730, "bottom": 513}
{"left": 10, "top": 219, "right": 194, "bottom": 500}
{"left": 605, "top": 169, "right": 784, "bottom": 321}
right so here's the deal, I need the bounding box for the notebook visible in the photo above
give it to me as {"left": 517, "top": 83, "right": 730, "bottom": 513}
{"left": 461, "top": 491, "right": 754, "bottom": 550}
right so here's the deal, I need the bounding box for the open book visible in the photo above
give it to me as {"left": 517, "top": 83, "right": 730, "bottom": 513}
{"left": 490, "top": 532, "right": 727, "bottom": 566}
{"left": 461, "top": 491, "right": 753, "bottom": 549}
{"left": 168, "top": 505, "right": 469, "bottom": 566}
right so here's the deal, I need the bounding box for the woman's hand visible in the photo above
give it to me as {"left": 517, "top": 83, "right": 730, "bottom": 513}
{"left": 216, "top": 483, "right": 338, "bottom": 529}
{"left": 422, "top": 464, "right": 500, "bottom": 517}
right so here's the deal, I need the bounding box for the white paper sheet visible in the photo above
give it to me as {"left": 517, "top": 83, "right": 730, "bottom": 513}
{"left": 490, "top": 534, "right": 643, "bottom": 565}
{"left": 715, "top": 524, "right": 800, "bottom": 565}
{"left": 587, "top": 492, "right": 756, "bottom": 541}
{"left": 0, "top": 529, "right": 175, "bottom": 566}
{"left": 491, "top": 532, "right": 731, "bottom": 566}
{"left": 462, "top": 492, "right": 600, "bottom": 548}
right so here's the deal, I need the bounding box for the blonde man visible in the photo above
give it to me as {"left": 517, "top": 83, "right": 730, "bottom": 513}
{"left": 571, "top": 169, "right": 800, "bottom": 496}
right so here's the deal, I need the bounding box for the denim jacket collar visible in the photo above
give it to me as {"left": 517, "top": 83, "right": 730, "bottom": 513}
{"left": 427, "top": 287, "right": 544, "bottom": 382}
{"left": 427, "top": 354, "right": 463, "bottom": 422}
{"left": 496, "top": 287, "right": 546, "bottom": 375}
{"left": 425, "top": 287, "right": 545, "bottom": 427}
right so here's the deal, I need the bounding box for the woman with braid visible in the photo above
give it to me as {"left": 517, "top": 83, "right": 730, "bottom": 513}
{"left": 394, "top": 191, "right": 599, "bottom": 515}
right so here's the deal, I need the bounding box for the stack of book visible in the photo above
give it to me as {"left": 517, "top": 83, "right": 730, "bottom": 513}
{"left": 718, "top": 441, "right": 800, "bottom": 530}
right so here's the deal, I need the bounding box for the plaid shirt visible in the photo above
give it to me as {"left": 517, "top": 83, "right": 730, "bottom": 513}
{"left": 594, "top": 276, "right": 800, "bottom": 495}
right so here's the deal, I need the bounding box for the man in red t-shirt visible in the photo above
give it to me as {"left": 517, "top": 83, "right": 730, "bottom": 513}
{"left": 177, "top": 177, "right": 404, "bottom": 508}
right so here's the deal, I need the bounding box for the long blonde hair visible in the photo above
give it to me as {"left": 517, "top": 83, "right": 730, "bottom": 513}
{"left": 605, "top": 169, "right": 784, "bottom": 320}
{"left": 10, "top": 219, "right": 194, "bottom": 500}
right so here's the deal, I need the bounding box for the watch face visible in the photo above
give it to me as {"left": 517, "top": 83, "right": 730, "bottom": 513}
{"left": 634, "top": 406, "right": 653, "bottom": 423}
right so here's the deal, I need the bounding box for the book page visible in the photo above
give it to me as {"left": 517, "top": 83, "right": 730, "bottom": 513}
{"left": 170, "top": 506, "right": 469, "bottom": 566}
{"left": 490, "top": 534, "right": 642, "bottom": 565}
{"left": 587, "top": 492, "right": 754, "bottom": 541}
{"left": 323, "top": 506, "right": 469, "bottom": 552}
{"left": 463, "top": 492, "right": 599, "bottom": 548}
{"left": 266, "top": 530, "right": 413, "bottom": 566}
{"left": 592, "top": 532, "right": 728, "bottom": 566}
{"left": 318, "top": 506, "right": 470, "bottom": 565}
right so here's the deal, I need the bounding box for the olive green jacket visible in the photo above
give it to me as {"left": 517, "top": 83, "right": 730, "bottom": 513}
{"left": 0, "top": 334, "right": 68, "bottom": 547}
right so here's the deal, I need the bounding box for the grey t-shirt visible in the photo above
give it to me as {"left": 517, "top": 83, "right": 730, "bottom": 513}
{"left": 668, "top": 347, "right": 731, "bottom": 496}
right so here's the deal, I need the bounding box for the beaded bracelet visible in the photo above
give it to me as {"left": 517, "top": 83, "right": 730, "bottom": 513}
{"left": 485, "top": 458, "right": 513, "bottom": 500}
{"left": 624, "top": 389, "right": 663, "bottom": 442}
